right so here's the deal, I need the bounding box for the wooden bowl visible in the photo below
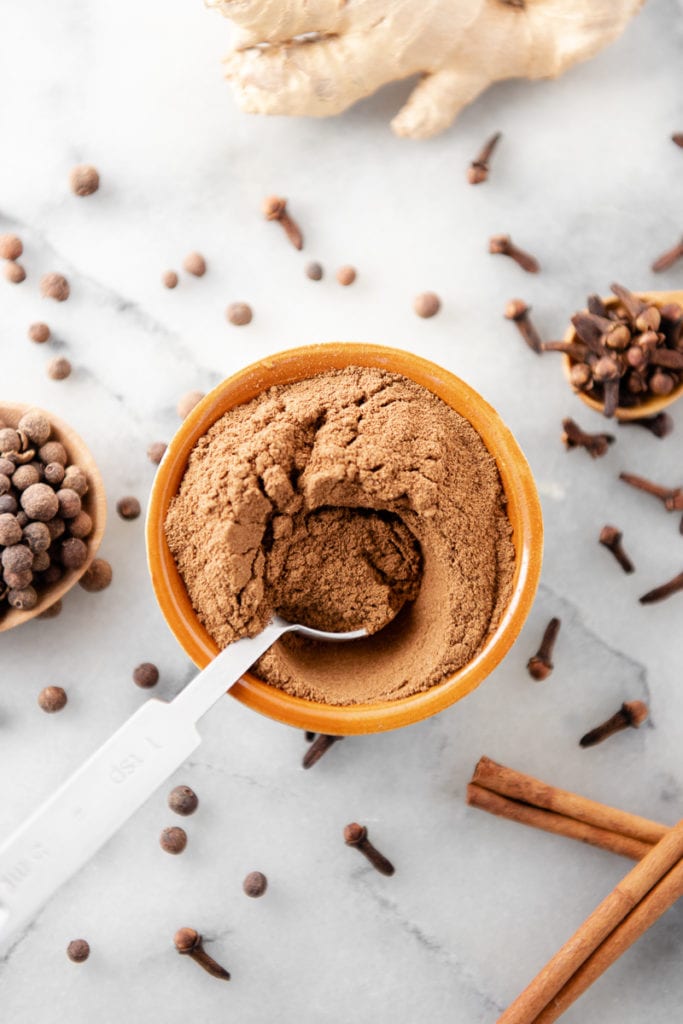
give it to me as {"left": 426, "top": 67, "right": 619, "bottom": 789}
{"left": 146, "top": 343, "right": 543, "bottom": 735}
{"left": 0, "top": 403, "right": 106, "bottom": 631}
{"left": 561, "top": 290, "right": 683, "bottom": 420}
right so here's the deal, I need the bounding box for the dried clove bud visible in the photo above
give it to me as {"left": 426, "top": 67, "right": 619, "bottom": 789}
{"left": 467, "top": 131, "right": 502, "bottom": 184}
{"left": 489, "top": 234, "right": 540, "bottom": 273}
{"left": 639, "top": 570, "right": 683, "bottom": 605}
{"left": 262, "top": 195, "right": 303, "bottom": 250}
{"left": 174, "top": 928, "right": 230, "bottom": 981}
{"left": 617, "top": 412, "right": 673, "bottom": 438}
{"left": 599, "top": 525, "right": 634, "bottom": 574}
{"left": 562, "top": 418, "right": 614, "bottom": 458}
{"left": 580, "top": 700, "right": 648, "bottom": 747}
{"left": 303, "top": 734, "right": 343, "bottom": 769}
{"left": 504, "top": 299, "right": 542, "bottom": 354}
{"left": 527, "top": 617, "right": 560, "bottom": 681}
{"left": 344, "top": 823, "right": 395, "bottom": 876}
{"left": 651, "top": 237, "right": 683, "bottom": 273}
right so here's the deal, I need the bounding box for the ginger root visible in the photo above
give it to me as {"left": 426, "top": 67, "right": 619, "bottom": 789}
{"left": 207, "top": 0, "right": 643, "bottom": 139}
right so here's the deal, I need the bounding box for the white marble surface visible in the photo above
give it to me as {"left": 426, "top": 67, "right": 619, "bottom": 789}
{"left": 1, "top": 2, "right": 683, "bottom": 1021}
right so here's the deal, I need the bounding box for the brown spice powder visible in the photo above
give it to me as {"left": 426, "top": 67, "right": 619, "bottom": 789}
{"left": 165, "top": 367, "right": 515, "bottom": 705}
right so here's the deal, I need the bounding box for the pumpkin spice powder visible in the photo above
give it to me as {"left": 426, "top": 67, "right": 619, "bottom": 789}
{"left": 165, "top": 367, "right": 515, "bottom": 705}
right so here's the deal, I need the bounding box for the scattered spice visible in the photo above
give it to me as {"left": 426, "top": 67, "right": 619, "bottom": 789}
{"left": 28, "top": 322, "right": 51, "bottom": 344}
{"left": 47, "top": 357, "right": 72, "bottom": 381}
{"left": 0, "top": 234, "right": 22, "bottom": 260}
{"left": 69, "top": 164, "right": 99, "bottom": 196}
{"left": 66, "top": 939, "right": 90, "bottom": 963}
{"left": 489, "top": 235, "right": 540, "bottom": 273}
{"left": 183, "top": 252, "right": 206, "bottom": 277}
{"left": 343, "top": 822, "right": 395, "bottom": 876}
{"left": 527, "top": 617, "right": 560, "bottom": 681}
{"left": 116, "top": 496, "right": 141, "bottom": 520}
{"left": 159, "top": 826, "right": 187, "bottom": 855}
{"left": 619, "top": 471, "right": 683, "bottom": 512}
{"left": 226, "top": 302, "right": 252, "bottom": 326}
{"left": 336, "top": 265, "right": 356, "bottom": 286}
{"left": 147, "top": 441, "right": 167, "bottom": 465}
{"left": 504, "top": 299, "right": 542, "bottom": 354}
{"left": 38, "top": 685, "right": 67, "bottom": 713}
{"left": 305, "top": 731, "right": 316, "bottom": 742}
{"left": 40, "top": 273, "right": 70, "bottom": 302}
{"left": 413, "top": 292, "right": 441, "bottom": 318}
{"left": 617, "top": 412, "right": 673, "bottom": 438}
{"left": 242, "top": 871, "right": 268, "bottom": 898}
{"left": 467, "top": 131, "right": 501, "bottom": 184}
{"left": 174, "top": 928, "right": 230, "bottom": 981}
{"left": 639, "top": 570, "right": 683, "bottom": 605}
{"left": 133, "top": 662, "right": 159, "bottom": 688}
{"left": 162, "top": 270, "right": 179, "bottom": 289}
{"left": 78, "top": 557, "right": 112, "bottom": 592}
{"left": 176, "top": 391, "right": 205, "bottom": 419}
{"left": 672, "top": 133, "right": 683, "bottom": 148}
{"left": 262, "top": 195, "right": 303, "bottom": 250}
{"left": 579, "top": 700, "right": 648, "bottom": 748}
{"left": 168, "top": 785, "right": 198, "bottom": 816}
{"left": 599, "top": 525, "right": 634, "bottom": 574}
{"left": 562, "top": 418, "right": 614, "bottom": 458}
{"left": 305, "top": 261, "right": 323, "bottom": 281}
{"left": 651, "top": 236, "right": 683, "bottom": 273}
{"left": 302, "top": 734, "right": 343, "bottom": 769}
{"left": 4, "top": 261, "right": 26, "bottom": 284}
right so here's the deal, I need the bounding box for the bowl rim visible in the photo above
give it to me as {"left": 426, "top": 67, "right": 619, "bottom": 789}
{"left": 146, "top": 343, "right": 543, "bottom": 734}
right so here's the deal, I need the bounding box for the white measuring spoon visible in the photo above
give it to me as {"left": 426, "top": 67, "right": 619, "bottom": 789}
{"left": 0, "top": 616, "right": 366, "bottom": 948}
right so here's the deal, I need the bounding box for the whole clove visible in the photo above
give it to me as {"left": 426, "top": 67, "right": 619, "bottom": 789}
{"left": 467, "top": 131, "right": 502, "bottom": 184}
{"left": 617, "top": 412, "right": 673, "bottom": 438}
{"left": 599, "top": 525, "right": 634, "bottom": 574}
{"left": 561, "top": 418, "right": 614, "bottom": 458}
{"left": 639, "top": 570, "right": 683, "bottom": 605}
{"left": 302, "top": 734, "right": 343, "bottom": 769}
{"left": 505, "top": 300, "right": 543, "bottom": 354}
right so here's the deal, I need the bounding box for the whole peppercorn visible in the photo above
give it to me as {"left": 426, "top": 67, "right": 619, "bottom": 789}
{"left": 162, "top": 270, "right": 179, "bottom": 289}
{"left": 413, "top": 291, "right": 441, "bottom": 318}
{"left": 4, "top": 261, "right": 26, "bottom": 284}
{"left": 39, "top": 441, "right": 67, "bottom": 466}
{"left": 79, "top": 558, "right": 112, "bottom": 592}
{"left": 69, "top": 164, "right": 99, "bottom": 196}
{"left": 0, "top": 428, "right": 21, "bottom": 453}
{"left": 56, "top": 488, "right": 82, "bottom": 519}
{"left": 160, "top": 826, "right": 187, "bottom": 855}
{"left": 0, "top": 233, "right": 23, "bottom": 261}
{"left": 21, "top": 483, "right": 59, "bottom": 522}
{"left": 305, "top": 261, "right": 323, "bottom": 281}
{"left": 62, "top": 466, "right": 88, "bottom": 495}
{"left": 47, "top": 357, "right": 72, "bottom": 381}
{"left": 133, "top": 662, "right": 159, "bottom": 688}
{"left": 12, "top": 464, "right": 41, "bottom": 491}
{"left": 147, "top": 441, "right": 167, "bottom": 465}
{"left": 18, "top": 410, "right": 51, "bottom": 445}
{"left": 116, "top": 496, "right": 141, "bottom": 520}
{"left": 44, "top": 462, "right": 65, "bottom": 486}
{"left": 168, "top": 785, "right": 199, "bottom": 816}
{"left": 183, "top": 252, "right": 206, "bottom": 277}
{"left": 242, "top": 871, "right": 268, "bottom": 898}
{"left": 336, "top": 265, "right": 357, "bottom": 286}
{"left": 8, "top": 586, "right": 38, "bottom": 610}
{"left": 226, "top": 302, "right": 252, "bottom": 326}
{"left": 40, "top": 273, "right": 70, "bottom": 302}
{"left": 23, "top": 521, "right": 51, "bottom": 553}
{"left": 29, "top": 322, "right": 51, "bottom": 344}
{"left": 66, "top": 939, "right": 90, "bottom": 963}
{"left": 69, "top": 510, "right": 92, "bottom": 538}
{"left": 2, "top": 544, "right": 33, "bottom": 574}
{"left": 60, "top": 537, "right": 88, "bottom": 569}
{"left": 38, "top": 685, "right": 68, "bottom": 713}
{"left": 177, "top": 391, "right": 204, "bottom": 419}
{"left": 0, "top": 513, "right": 22, "bottom": 546}
{"left": 38, "top": 599, "right": 62, "bottom": 620}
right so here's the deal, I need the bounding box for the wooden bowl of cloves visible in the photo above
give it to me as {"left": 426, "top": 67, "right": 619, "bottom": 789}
{"left": 560, "top": 285, "right": 683, "bottom": 420}
{"left": 0, "top": 403, "right": 106, "bottom": 631}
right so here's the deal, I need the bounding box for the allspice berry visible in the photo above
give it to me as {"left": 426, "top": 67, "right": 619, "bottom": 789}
{"left": 39, "top": 441, "right": 67, "bottom": 466}
{"left": 336, "top": 265, "right": 357, "bottom": 286}
{"left": 4, "top": 261, "right": 26, "bottom": 284}
{"left": 69, "top": 510, "right": 93, "bottom": 538}
{"left": 183, "top": 252, "right": 206, "bottom": 277}
{"left": 23, "top": 521, "right": 51, "bottom": 552}
{"left": 0, "top": 428, "right": 21, "bottom": 452}
{"left": 44, "top": 462, "right": 65, "bottom": 486}
{"left": 305, "top": 261, "right": 323, "bottom": 281}
{"left": 147, "top": 441, "right": 167, "bottom": 465}
{"left": 60, "top": 537, "right": 88, "bottom": 569}
{"left": 133, "top": 662, "right": 159, "bottom": 688}
{"left": 226, "top": 302, "right": 252, "bottom": 326}
{"left": 116, "top": 496, "right": 140, "bottom": 520}
{"left": 8, "top": 586, "right": 38, "bottom": 610}
{"left": 40, "top": 273, "right": 70, "bottom": 302}
{"left": 160, "top": 826, "right": 187, "bottom": 855}
{"left": 242, "top": 871, "right": 268, "bottom": 898}
{"left": 29, "top": 322, "right": 51, "bottom": 344}
{"left": 62, "top": 466, "right": 88, "bottom": 495}
{"left": 79, "top": 557, "right": 112, "bottom": 592}
{"left": 168, "top": 785, "right": 199, "bottom": 816}
{"left": 47, "top": 357, "right": 72, "bottom": 381}
{"left": 12, "top": 464, "right": 41, "bottom": 491}
{"left": 0, "top": 233, "right": 23, "bottom": 261}
{"left": 38, "top": 685, "right": 67, "bottom": 713}
{"left": 21, "top": 483, "right": 59, "bottom": 522}
{"left": 69, "top": 164, "right": 99, "bottom": 196}
{"left": 18, "top": 410, "right": 51, "bottom": 446}
{"left": 66, "top": 939, "right": 90, "bottom": 963}
{"left": 162, "top": 270, "right": 179, "bottom": 289}
{"left": 0, "top": 514, "right": 23, "bottom": 546}
{"left": 56, "top": 488, "right": 81, "bottom": 519}
{"left": 413, "top": 291, "right": 441, "bottom": 318}
{"left": 177, "top": 391, "right": 204, "bottom": 419}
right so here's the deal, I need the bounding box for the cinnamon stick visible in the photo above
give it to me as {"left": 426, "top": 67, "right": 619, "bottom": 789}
{"left": 497, "top": 818, "right": 683, "bottom": 1024}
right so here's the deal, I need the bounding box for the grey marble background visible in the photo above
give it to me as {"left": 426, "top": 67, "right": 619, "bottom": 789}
{"left": 1, "top": 1, "right": 683, "bottom": 1021}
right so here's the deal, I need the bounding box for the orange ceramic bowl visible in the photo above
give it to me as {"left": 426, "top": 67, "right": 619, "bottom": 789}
{"left": 146, "top": 344, "right": 543, "bottom": 734}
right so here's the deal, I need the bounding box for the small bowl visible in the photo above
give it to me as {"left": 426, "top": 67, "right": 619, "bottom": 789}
{"left": 561, "top": 290, "right": 683, "bottom": 420}
{"left": 0, "top": 403, "right": 106, "bottom": 631}
{"left": 146, "top": 344, "right": 543, "bottom": 735}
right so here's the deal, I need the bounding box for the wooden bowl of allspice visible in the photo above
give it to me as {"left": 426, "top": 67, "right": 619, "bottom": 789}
{"left": 0, "top": 403, "right": 106, "bottom": 631}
